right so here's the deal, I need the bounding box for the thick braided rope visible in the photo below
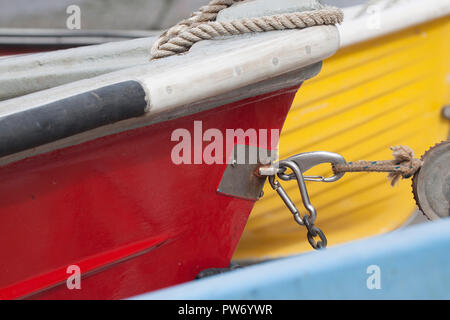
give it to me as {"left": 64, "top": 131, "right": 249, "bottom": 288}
{"left": 151, "top": 0, "right": 243, "bottom": 59}
{"left": 151, "top": 1, "right": 343, "bottom": 60}
{"left": 333, "top": 146, "right": 423, "bottom": 186}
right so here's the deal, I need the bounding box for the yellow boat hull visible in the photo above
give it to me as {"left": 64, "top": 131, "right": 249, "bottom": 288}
{"left": 234, "top": 17, "right": 450, "bottom": 260}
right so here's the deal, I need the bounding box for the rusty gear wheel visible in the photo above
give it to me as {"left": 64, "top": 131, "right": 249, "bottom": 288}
{"left": 412, "top": 140, "right": 450, "bottom": 220}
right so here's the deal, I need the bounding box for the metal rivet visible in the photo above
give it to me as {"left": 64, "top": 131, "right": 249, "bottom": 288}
{"left": 272, "top": 57, "right": 279, "bottom": 66}
{"left": 166, "top": 86, "right": 173, "bottom": 94}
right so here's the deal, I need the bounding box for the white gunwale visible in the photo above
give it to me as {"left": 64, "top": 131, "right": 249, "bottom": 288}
{"left": 339, "top": 0, "right": 450, "bottom": 47}
{"left": 0, "top": 26, "right": 339, "bottom": 117}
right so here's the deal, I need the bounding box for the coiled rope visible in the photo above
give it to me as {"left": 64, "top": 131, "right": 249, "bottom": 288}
{"left": 333, "top": 146, "right": 423, "bottom": 186}
{"left": 151, "top": 0, "right": 344, "bottom": 60}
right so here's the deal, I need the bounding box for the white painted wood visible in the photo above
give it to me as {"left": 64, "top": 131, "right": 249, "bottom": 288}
{"left": 139, "top": 26, "right": 339, "bottom": 115}
{"left": 0, "top": 37, "right": 157, "bottom": 101}
{"left": 339, "top": 0, "right": 450, "bottom": 47}
{"left": 0, "top": 25, "right": 339, "bottom": 119}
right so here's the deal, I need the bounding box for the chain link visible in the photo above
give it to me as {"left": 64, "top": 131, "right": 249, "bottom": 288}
{"left": 303, "top": 215, "right": 327, "bottom": 250}
{"left": 261, "top": 151, "right": 347, "bottom": 251}
{"left": 268, "top": 162, "right": 327, "bottom": 250}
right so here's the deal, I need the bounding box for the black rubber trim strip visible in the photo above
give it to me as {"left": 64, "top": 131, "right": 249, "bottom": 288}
{"left": 0, "top": 80, "right": 147, "bottom": 158}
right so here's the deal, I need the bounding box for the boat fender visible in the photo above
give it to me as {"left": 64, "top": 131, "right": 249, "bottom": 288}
{"left": 0, "top": 80, "right": 147, "bottom": 158}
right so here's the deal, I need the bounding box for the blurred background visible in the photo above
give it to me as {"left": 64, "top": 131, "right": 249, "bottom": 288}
{"left": 0, "top": 0, "right": 364, "bottom": 30}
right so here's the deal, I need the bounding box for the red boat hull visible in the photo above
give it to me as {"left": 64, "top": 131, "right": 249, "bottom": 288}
{"left": 0, "top": 86, "right": 299, "bottom": 299}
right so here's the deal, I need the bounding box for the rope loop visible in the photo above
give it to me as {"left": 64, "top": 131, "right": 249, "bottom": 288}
{"left": 151, "top": 0, "right": 344, "bottom": 60}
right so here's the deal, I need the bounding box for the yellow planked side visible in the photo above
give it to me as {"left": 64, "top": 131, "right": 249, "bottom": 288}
{"left": 234, "top": 17, "right": 450, "bottom": 260}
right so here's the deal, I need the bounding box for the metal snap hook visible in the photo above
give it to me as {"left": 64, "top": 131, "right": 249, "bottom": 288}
{"left": 262, "top": 151, "right": 347, "bottom": 250}
{"left": 279, "top": 151, "right": 347, "bottom": 183}
{"left": 268, "top": 160, "right": 318, "bottom": 226}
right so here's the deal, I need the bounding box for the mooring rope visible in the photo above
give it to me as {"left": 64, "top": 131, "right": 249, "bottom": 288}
{"left": 151, "top": 0, "right": 344, "bottom": 60}
{"left": 333, "top": 146, "right": 423, "bottom": 186}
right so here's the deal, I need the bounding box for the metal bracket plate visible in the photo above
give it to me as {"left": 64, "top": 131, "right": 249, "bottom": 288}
{"left": 217, "top": 145, "right": 276, "bottom": 201}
